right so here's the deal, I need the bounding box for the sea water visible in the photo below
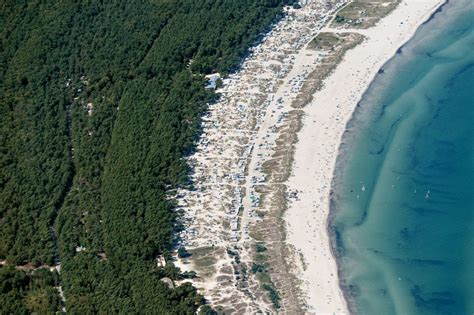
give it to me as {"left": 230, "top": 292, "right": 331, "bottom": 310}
{"left": 330, "top": 1, "right": 474, "bottom": 314}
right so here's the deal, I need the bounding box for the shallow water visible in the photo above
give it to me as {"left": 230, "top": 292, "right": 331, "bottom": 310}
{"left": 330, "top": 1, "right": 474, "bottom": 314}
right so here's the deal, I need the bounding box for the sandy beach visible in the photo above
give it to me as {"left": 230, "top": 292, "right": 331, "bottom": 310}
{"left": 285, "top": 0, "right": 446, "bottom": 313}
{"left": 173, "top": 0, "right": 446, "bottom": 313}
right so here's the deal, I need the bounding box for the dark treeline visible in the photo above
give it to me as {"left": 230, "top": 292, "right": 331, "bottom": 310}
{"left": 0, "top": 266, "right": 61, "bottom": 313}
{"left": 0, "top": 0, "right": 294, "bottom": 313}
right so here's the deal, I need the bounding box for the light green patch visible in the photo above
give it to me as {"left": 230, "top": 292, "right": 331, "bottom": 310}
{"left": 308, "top": 32, "right": 341, "bottom": 50}
{"left": 332, "top": 1, "right": 401, "bottom": 29}
{"left": 257, "top": 271, "right": 271, "bottom": 284}
{"left": 189, "top": 246, "right": 223, "bottom": 278}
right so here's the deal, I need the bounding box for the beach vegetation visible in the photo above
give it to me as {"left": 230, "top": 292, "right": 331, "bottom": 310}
{"left": 199, "top": 304, "right": 218, "bottom": 315}
{"left": 332, "top": 1, "right": 400, "bottom": 29}
{"left": 309, "top": 32, "right": 341, "bottom": 50}
{"left": 181, "top": 270, "right": 197, "bottom": 279}
{"left": 257, "top": 271, "right": 272, "bottom": 284}
{"left": 178, "top": 247, "right": 191, "bottom": 258}
{"left": 226, "top": 248, "right": 237, "bottom": 257}
{"left": 256, "top": 243, "right": 268, "bottom": 252}
{"left": 293, "top": 3, "right": 302, "bottom": 9}
{"left": 234, "top": 255, "right": 241, "bottom": 264}
{"left": 251, "top": 262, "right": 266, "bottom": 273}
{"left": 262, "top": 283, "right": 281, "bottom": 309}
{"left": 335, "top": 15, "right": 346, "bottom": 23}
{"left": 255, "top": 253, "right": 267, "bottom": 263}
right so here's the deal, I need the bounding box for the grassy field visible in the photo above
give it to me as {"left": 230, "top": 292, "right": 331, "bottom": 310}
{"left": 332, "top": 0, "right": 401, "bottom": 28}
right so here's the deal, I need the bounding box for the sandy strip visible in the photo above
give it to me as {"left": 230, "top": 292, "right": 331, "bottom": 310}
{"left": 284, "top": 0, "right": 445, "bottom": 314}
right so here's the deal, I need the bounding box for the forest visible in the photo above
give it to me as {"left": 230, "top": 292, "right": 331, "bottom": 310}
{"left": 0, "top": 0, "right": 294, "bottom": 313}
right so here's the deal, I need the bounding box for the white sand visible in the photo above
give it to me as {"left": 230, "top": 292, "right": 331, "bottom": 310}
{"left": 284, "top": 0, "right": 445, "bottom": 313}
{"left": 174, "top": 1, "right": 347, "bottom": 311}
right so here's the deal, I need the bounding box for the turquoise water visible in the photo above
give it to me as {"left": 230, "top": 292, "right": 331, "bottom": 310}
{"left": 329, "top": 1, "right": 474, "bottom": 314}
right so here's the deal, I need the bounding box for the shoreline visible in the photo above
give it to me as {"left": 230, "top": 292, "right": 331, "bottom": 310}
{"left": 284, "top": 0, "right": 445, "bottom": 313}
{"left": 328, "top": 0, "right": 454, "bottom": 313}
